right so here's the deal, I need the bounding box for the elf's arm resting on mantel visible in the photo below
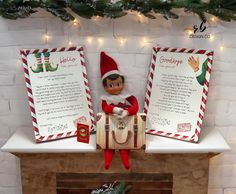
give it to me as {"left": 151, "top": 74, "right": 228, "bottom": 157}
{"left": 102, "top": 100, "right": 116, "bottom": 114}
{"left": 126, "top": 95, "right": 139, "bottom": 115}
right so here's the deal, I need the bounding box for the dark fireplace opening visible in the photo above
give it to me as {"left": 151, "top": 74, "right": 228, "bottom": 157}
{"left": 56, "top": 173, "right": 173, "bottom": 194}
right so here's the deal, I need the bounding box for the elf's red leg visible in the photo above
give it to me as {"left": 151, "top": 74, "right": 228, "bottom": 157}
{"left": 119, "top": 149, "right": 130, "bottom": 169}
{"left": 104, "top": 149, "right": 115, "bottom": 169}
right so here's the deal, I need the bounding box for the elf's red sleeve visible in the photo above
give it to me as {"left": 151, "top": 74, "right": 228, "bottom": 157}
{"left": 126, "top": 95, "right": 139, "bottom": 115}
{"left": 102, "top": 100, "right": 115, "bottom": 114}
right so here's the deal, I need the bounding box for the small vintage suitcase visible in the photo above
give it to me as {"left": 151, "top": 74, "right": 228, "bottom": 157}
{"left": 96, "top": 113, "right": 146, "bottom": 150}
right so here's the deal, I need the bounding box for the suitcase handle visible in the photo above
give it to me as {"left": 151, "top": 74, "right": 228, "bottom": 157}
{"left": 112, "top": 130, "right": 131, "bottom": 145}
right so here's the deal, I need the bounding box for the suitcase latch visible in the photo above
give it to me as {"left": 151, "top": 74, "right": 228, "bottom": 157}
{"left": 105, "top": 124, "right": 110, "bottom": 131}
{"left": 117, "top": 119, "right": 126, "bottom": 130}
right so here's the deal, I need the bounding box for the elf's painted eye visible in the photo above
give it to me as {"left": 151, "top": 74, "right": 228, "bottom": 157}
{"left": 109, "top": 84, "right": 114, "bottom": 88}
{"left": 117, "top": 82, "right": 122, "bottom": 87}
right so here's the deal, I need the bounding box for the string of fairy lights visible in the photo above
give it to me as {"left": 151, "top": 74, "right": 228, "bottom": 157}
{"left": 43, "top": 13, "right": 225, "bottom": 51}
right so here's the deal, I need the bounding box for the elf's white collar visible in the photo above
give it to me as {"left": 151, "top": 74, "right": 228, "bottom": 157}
{"left": 101, "top": 90, "right": 132, "bottom": 105}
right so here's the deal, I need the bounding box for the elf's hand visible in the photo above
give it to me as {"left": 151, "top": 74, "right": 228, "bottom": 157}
{"left": 188, "top": 56, "right": 199, "bottom": 72}
{"left": 113, "top": 107, "right": 123, "bottom": 115}
{"left": 118, "top": 110, "right": 129, "bottom": 119}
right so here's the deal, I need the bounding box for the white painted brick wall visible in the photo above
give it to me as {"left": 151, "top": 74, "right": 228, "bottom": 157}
{"left": 225, "top": 188, "right": 236, "bottom": 194}
{"left": 0, "top": 100, "right": 10, "bottom": 115}
{"left": 0, "top": 11, "right": 235, "bottom": 194}
{"left": 208, "top": 189, "right": 224, "bottom": 194}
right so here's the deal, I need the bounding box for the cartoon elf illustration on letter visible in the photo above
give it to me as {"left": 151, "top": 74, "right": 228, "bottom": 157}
{"left": 188, "top": 56, "right": 208, "bottom": 86}
{"left": 31, "top": 52, "right": 58, "bottom": 73}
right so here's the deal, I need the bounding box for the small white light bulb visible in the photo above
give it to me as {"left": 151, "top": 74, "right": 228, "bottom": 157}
{"left": 187, "top": 29, "right": 194, "bottom": 35}
{"left": 140, "top": 37, "right": 149, "bottom": 47}
{"left": 86, "top": 37, "right": 93, "bottom": 44}
{"left": 98, "top": 38, "right": 104, "bottom": 46}
{"left": 119, "top": 37, "right": 127, "bottom": 47}
{"left": 137, "top": 13, "right": 144, "bottom": 23}
{"left": 93, "top": 15, "right": 101, "bottom": 21}
{"left": 220, "top": 45, "right": 224, "bottom": 51}
{"left": 209, "top": 34, "right": 215, "bottom": 41}
{"left": 73, "top": 19, "right": 79, "bottom": 26}
{"left": 143, "top": 37, "right": 148, "bottom": 43}
{"left": 44, "top": 34, "right": 50, "bottom": 42}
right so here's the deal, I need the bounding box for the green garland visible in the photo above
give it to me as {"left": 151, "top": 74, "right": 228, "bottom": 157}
{"left": 0, "top": 0, "right": 235, "bottom": 22}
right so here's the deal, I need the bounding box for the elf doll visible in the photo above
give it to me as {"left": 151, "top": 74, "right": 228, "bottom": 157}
{"left": 100, "top": 52, "right": 139, "bottom": 170}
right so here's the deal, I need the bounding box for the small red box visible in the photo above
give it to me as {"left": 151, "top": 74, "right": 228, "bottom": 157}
{"left": 77, "top": 123, "right": 90, "bottom": 144}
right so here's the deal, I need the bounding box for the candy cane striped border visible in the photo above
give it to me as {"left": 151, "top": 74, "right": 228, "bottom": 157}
{"left": 20, "top": 46, "right": 95, "bottom": 143}
{"left": 144, "top": 46, "right": 213, "bottom": 143}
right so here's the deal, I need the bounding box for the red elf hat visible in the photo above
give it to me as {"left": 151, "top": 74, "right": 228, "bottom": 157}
{"left": 100, "top": 52, "right": 122, "bottom": 80}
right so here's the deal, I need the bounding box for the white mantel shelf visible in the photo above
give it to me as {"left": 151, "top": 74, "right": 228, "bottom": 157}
{"left": 1, "top": 127, "right": 230, "bottom": 154}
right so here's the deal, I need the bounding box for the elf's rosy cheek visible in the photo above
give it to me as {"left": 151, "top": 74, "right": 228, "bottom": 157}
{"left": 105, "top": 87, "right": 115, "bottom": 93}
{"left": 117, "top": 85, "right": 124, "bottom": 91}
{"left": 105, "top": 87, "right": 122, "bottom": 95}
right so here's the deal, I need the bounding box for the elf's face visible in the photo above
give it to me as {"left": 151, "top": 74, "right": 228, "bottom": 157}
{"left": 104, "top": 76, "right": 124, "bottom": 95}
